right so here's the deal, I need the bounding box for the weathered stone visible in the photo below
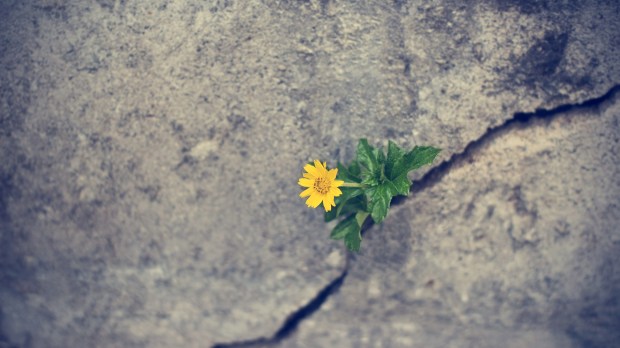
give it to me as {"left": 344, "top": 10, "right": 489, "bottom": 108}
{"left": 0, "top": 0, "right": 618, "bottom": 347}
{"left": 282, "top": 93, "right": 620, "bottom": 347}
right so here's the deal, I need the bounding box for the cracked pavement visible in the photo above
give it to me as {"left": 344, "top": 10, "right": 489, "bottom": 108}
{"left": 273, "top": 87, "right": 620, "bottom": 348}
{"left": 1, "top": 1, "right": 619, "bottom": 347}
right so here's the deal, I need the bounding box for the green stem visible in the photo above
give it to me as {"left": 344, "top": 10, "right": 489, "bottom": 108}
{"left": 355, "top": 211, "right": 370, "bottom": 228}
{"left": 341, "top": 182, "right": 365, "bottom": 188}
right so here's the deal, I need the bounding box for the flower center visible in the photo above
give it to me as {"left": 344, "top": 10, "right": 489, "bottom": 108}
{"left": 313, "top": 177, "right": 331, "bottom": 195}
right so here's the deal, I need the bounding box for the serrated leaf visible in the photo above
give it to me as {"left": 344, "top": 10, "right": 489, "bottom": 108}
{"left": 337, "top": 162, "right": 361, "bottom": 183}
{"left": 330, "top": 214, "right": 358, "bottom": 240}
{"left": 385, "top": 140, "right": 405, "bottom": 180}
{"left": 376, "top": 146, "right": 386, "bottom": 165}
{"left": 369, "top": 184, "right": 393, "bottom": 224}
{"left": 324, "top": 195, "right": 358, "bottom": 222}
{"left": 392, "top": 146, "right": 441, "bottom": 178}
{"left": 357, "top": 139, "right": 380, "bottom": 175}
{"left": 361, "top": 171, "right": 379, "bottom": 186}
{"left": 364, "top": 186, "right": 377, "bottom": 206}
{"left": 335, "top": 187, "right": 363, "bottom": 217}
{"left": 344, "top": 228, "right": 362, "bottom": 252}
{"left": 391, "top": 174, "right": 411, "bottom": 196}
{"left": 385, "top": 180, "right": 400, "bottom": 197}
{"left": 326, "top": 196, "right": 366, "bottom": 222}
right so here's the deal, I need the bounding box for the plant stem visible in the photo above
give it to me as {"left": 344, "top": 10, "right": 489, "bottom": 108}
{"left": 355, "top": 211, "right": 370, "bottom": 228}
{"left": 341, "top": 182, "right": 365, "bottom": 188}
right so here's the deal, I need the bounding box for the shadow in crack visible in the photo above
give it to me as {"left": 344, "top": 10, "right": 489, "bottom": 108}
{"left": 211, "top": 271, "right": 348, "bottom": 348}
{"left": 406, "top": 84, "right": 620, "bottom": 198}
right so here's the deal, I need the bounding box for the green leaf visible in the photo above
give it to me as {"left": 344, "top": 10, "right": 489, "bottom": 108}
{"left": 361, "top": 171, "right": 379, "bottom": 186}
{"left": 324, "top": 187, "right": 363, "bottom": 222}
{"left": 341, "top": 200, "right": 366, "bottom": 220}
{"left": 355, "top": 211, "right": 369, "bottom": 228}
{"left": 331, "top": 211, "right": 368, "bottom": 252}
{"left": 369, "top": 184, "right": 393, "bottom": 224}
{"left": 361, "top": 172, "right": 381, "bottom": 187}
{"left": 364, "top": 186, "right": 377, "bottom": 206}
{"left": 347, "top": 212, "right": 369, "bottom": 252}
{"left": 391, "top": 174, "right": 411, "bottom": 196}
{"left": 337, "top": 162, "right": 361, "bottom": 183}
{"left": 392, "top": 146, "right": 441, "bottom": 178}
{"left": 348, "top": 161, "right": 361, "bottom": 177}
{"left": 384, "top": 180, "right": 400, "bottom": 197}
{"left": 385, "top": 140, "right": 405, "bottom": 180}
{"left": 324, "top": 207, "right": 338, "bottom": 222}
{"left": 357, "top": 139, "right": 380, "bottom": 176}
{"left": 335, "top": 187, "right": 363, "bottom": 217}
{"left": 330, "top": 214, "right": 358, "bottom": 240}
{"left": 344, "top": 227, "right": 362, "bottom": 252}
{"left": 376, "top": 146, "right": 386, "bottom": 166}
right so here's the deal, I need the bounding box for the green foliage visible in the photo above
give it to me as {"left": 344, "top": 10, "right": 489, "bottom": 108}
{"left": 326, "top": 139, "right": 441, "bottom": 251}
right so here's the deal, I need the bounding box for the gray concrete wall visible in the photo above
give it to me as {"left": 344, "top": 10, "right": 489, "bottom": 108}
{"left": 0, "top": 1, "right": 618, "bottom": 347}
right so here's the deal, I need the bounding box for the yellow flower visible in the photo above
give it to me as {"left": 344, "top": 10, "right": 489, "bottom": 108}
{"left": 298, "top": 160, "right": 344, "bottom": 212}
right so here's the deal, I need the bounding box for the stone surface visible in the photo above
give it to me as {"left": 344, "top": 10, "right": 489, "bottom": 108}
{"left": 280, "top": 94, "right": 620, "bottom": 347}
{"left": 0, "top": 0, "right": 619, "bottom": 347}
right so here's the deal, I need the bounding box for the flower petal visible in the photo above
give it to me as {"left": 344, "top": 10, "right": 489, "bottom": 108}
{"left": 299, "top": 187, "right": 313, "bottom": 198}
{"left": 298, "top": 178, "right": 314, "bottom": 187}
{"left": 325, "top": 193, "right": 336, "bottom": 207}
{"left": 313, "top": 160, "right": 325, "bottom": 172}
{"left": 303, "top": 173, "right": 314, "bottom": 179}
{"left": 328, "top": 168, "right": 338, "bottom": 181}
{"left": 323, "top": 199, "right": 332, "bottom": 212}
{"left": 332, "top": 180, "right": 344, "bottom": 187}
{"left": 304, "top": 163, "right": 319, "bottom": 177}
{"left": 330, "top": 187, "right": 342, "bottom": 196}
{"left": 306, "top": 193, "right": 323, "bottom": 208}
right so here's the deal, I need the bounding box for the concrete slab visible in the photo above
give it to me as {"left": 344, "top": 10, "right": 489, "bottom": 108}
{"left": 0, "top": 0, "right": 618, "bottom": 347}
{"left": 281, "top": 93, "right": 620, "bottom": 347}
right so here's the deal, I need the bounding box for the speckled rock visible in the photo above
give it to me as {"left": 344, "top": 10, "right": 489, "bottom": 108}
{"left": 280, "top": 93, "right": 620, "bottom": 348}
{"left": 0, "top": 0, "right": 619, "bottom": 347}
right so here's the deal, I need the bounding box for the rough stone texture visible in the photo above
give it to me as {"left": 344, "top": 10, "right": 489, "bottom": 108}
{"left": 279, "top": 92, "right": 620, "bottom": 348}
{"left": 0, "top": 0, "right": 619, "bottom": 347}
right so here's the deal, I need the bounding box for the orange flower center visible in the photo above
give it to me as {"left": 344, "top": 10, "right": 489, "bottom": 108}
{"left": 313, "top": 177, "right": 331, "bottom": 195}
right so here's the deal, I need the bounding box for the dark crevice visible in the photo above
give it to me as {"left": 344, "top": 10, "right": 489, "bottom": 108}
{"left": 212, "top": 83, "right": 620, "bottom": 348}
{"left": 211, "top": 271, "right": 348, "bottom": 348}
{"left": 398, "top": 84, "right": 620, "bottom": 203}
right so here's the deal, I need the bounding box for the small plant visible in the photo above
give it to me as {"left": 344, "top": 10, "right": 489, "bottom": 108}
{"left": 298, "top": 139, "right": 440, "bottom": 252}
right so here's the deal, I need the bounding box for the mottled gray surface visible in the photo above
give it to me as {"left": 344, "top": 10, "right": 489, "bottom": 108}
{"left": 0, "top": 0, "right": 619, "bottom": 347}
{"left": 280, "top": 93, "right": 620, "bottom": 348}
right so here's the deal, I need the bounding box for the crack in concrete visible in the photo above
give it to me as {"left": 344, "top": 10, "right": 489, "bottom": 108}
{"left": 211, "top": 83, "right": 620, "bottom": 348}
{"left": 403, "top": 84, "right": 620, "bottom": 201}
{"left": 211, "top": 271, "right": 348, "bottom": 348}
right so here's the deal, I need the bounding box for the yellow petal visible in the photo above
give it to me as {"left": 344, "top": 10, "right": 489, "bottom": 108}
{"left": 303, "top": 173, "right": 314, "bottom": 179}
{"left": 328, "top": 168, "right": 338, "bottom": 181}
{"left": 299, "top": 187, "right": 313, "bottom": 198}
{"left": 304, "top": 163, "right": 319, "bottom": 177}
{"left": 330, "top": 187, "right": 342, "bottom": 196}
{"left": 323, "top": 199, "right": 332, "bottom": 212}
{"left": 306, "top": 193, "right": 323, "bottom": 208}
{"left": 313, "top": 160, "right": 325, "bottom": 172}
{"left": 298, "top": 178, "right": 314, "bottom": 187}
{"left": 332, "top": 180, "right": 344, "bottom": 187}
{"left": 325, "top": 193, "right": 336, "bottom": 207}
